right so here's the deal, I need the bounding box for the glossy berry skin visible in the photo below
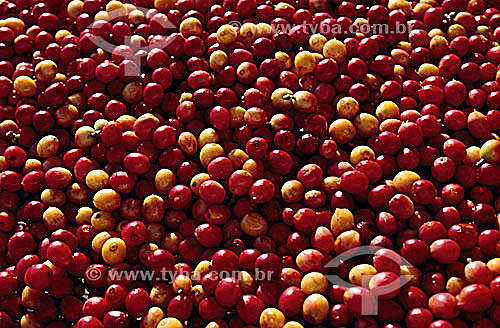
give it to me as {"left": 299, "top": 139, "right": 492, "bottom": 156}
{"left": 125, "top": 288, "right": 150, "bottom": 318}
{"left": 457, "top": 284, "right": 493, "bottom": 313}
{"left": 4, "top": 0, "right": 500, "bottom": 326}
{"left": 120, "top": 221, "right": 147, "bottom": 247}
{"left": 215, "top": 277, "right": 240, "bottom": 307}
{"left": 211, "top": 249, "right": 239, "bottom": 273}
{"left": 430, "top": 239, "right": 460, "bottom": 264}
{"left": 237, "top": 294, "right": 265, "bottom": 324}
{"left": 46, "top": 241, "right": 72, "bottom": 267}
{"left": 24, "top": 264, "right": 52, "bottom": 289}
{"left": 76, "top": 316, "right": 104, "bottom": 328}
{"left": 0, "top": 271, "right": 17, "bottom": 296}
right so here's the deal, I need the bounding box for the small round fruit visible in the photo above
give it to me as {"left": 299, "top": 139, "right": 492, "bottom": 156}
{"left": 480, "top": 139, "right": 500, "bottom": 164}
{"left": 259, "top": 308, "right": 285, "bottom": 328}
{"left": 101, "top": 237, "right": 126, "bottom": 265}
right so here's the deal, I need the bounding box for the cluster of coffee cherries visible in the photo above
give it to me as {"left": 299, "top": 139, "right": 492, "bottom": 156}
{"left": 1, "top": 0, "right": 500, "bottom": 327}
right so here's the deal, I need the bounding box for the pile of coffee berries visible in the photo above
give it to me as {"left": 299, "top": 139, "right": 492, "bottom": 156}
{"left": 1, "top": 0, "right": 500, "bottom": 327}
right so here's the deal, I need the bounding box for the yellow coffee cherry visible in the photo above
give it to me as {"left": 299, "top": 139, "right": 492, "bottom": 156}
{"left": 102, "top": 237, "right": 126, "bottom": 265}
